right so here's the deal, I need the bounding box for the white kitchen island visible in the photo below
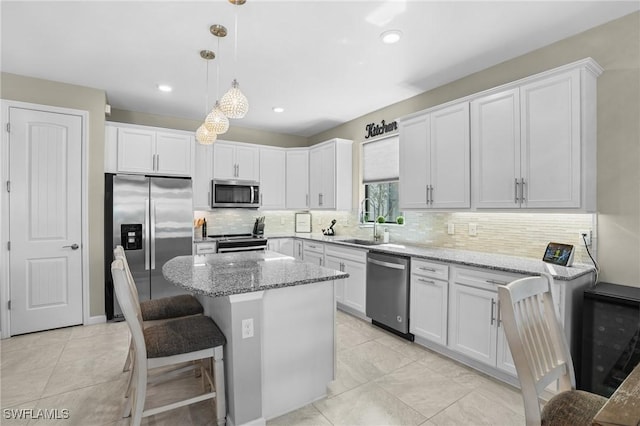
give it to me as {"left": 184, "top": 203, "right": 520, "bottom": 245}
{"left": 162, "top": 251, "right": 349, "bottom": 426}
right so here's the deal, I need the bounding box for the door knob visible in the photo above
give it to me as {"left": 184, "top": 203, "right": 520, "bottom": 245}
{"left": 63, "top": 243, "right": 79, "bottom": 250}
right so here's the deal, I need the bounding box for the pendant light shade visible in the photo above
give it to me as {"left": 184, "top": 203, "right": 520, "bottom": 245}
{"left": 205, "top": 101, "right": 230, "bottom": 134}
{"left": 196, "top": 124, "right": 217, "bottom": 145}
{"left": 220, "top": 79, "right": 249, "bottom": 119}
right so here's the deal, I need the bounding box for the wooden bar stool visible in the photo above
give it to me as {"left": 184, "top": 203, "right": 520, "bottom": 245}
{"left": 111, "top": 259, "right": 226, "bottom": 426}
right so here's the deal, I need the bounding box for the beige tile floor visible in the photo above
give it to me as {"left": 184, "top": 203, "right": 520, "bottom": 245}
{"left": 0, "top": 311, "right": 526, "bottom": 425}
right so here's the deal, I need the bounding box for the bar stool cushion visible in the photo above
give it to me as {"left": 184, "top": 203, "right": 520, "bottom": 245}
{"left": 140, "top": 294, "right": 203, "bottom": 322}
{"left": 541, "top": 389, "right": 607, "bottom": 425}
{"left": 144, "top": 315, "right": 226, "bottom": 358}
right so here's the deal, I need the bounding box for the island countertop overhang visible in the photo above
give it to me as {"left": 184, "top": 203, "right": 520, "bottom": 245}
{"left": 162, "top": 250, "right": 349, "bottom": 298}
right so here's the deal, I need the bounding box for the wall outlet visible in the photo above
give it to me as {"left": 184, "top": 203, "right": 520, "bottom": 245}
{"left": 469, "top": 223, "right": 478, "bottom": 236}
{"left": 579, "top": 230, "right": 592, "bottom": 247}
{"left": 447, "top": 223, "right": 455, "bottom": 235}
{"left": 241, "top": 318, "right": 254, "bottom": 339}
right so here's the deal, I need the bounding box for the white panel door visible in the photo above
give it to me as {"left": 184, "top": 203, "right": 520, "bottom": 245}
{"left": 448, "top": 283, "right": 497, "bottom": 367}
{"left": 235, "top": 145, "right": 259, "bottom": 181}
{"left": 430, "top": 102, "right": 470, "bottom": 208}
{"left": 155, "top": 132, "right": 192, "bottom": 176}
{"left": 259, "top": 148, "right": 286, "bottom": 209}
{"left": 117, "top": 127, "right": 155, "bottom": 173}
{"left": 471, "top": 88, "right": 521, "bottom": 208}
{"left": 9, "top": 108, "right": 83, "bottom": 335}
{"left": 410, "top": 276, "right": 448, "bottom": 346}
{"left": 399, "top": 114, "right": 429, "bottom": 209}
{"left": 521, "top": 69, "right": 581, "bottom": 208}
{"left": 285, "top": 149, "right": 309, "bottom": 209}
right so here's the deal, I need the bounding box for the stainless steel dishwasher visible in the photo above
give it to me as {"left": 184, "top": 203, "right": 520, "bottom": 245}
{"left": 366, "top": 251, "right": 414, "bottom": 341}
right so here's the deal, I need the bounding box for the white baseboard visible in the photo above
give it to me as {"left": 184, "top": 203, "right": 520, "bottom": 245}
{"left": 226, "top": 415, "right": 266, "bottom": 426}
{"left": 85, "top": 315, "right": 107, "bottom": 325}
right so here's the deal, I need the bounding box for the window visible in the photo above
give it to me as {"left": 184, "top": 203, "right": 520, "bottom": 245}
{"left": 364, "top": 182, "right": 401, "bottom": 223}
{"left": 361, "top": 135, "right": 403, "bottom": 224}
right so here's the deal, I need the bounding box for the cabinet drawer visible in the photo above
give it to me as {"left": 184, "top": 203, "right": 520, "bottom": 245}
{"left": 452, "top": 266, "right": 525, "bottom": 292}
{"left": 412, "top": 258, "right": 449, "bottom": 281}
{"left": 325, "top": 244, "right": 367, "bottom": 263}
{"left": 302, "top": 241, "right": 324, "bottom": 254}
{"left": 195, "top": 243, "right": 216, "bottom": 254}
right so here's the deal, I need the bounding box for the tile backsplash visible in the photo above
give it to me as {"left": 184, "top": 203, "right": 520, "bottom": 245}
{"left": 194, "top": 209, "right": 597, "bottom": 265}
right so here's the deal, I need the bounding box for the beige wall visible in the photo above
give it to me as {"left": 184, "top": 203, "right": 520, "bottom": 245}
{"left": 1, "top": 72, "right": 107, "bottom": 316}
{"left": 108, "top": 108, "right": 308, "bottom": 148}
{"left": 309, "top": 12, "right": 640, "bottom": 287}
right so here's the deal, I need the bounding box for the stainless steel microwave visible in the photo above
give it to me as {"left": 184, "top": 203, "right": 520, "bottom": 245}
{"left": 210, "top": 179, "right": 260, "bottom": 208}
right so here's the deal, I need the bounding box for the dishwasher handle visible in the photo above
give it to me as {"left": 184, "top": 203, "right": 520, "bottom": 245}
{"left": 367, "top": 257, "right": 406, "bottom": 270}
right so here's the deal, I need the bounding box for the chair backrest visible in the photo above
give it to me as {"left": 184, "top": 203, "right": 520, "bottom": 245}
{"left": 113, "top": 246, "right": 142, "bottom": 311}
{"left": 498, "top": 273, "right": 575, "bottom": 425}
{"left": 111, "top": 258, "right": 147, "bottom": 360}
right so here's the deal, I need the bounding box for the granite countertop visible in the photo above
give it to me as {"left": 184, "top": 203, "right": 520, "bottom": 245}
{"left": 267, "top": 234, "right": 595, "bottom": 281}
{"left": 163, "top": 250, "right": 349, "bottom": 297}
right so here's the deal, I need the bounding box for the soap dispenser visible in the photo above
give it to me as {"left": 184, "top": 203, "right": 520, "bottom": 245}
{"left": 383, "top": 228, "right": 389, "bottom": 243}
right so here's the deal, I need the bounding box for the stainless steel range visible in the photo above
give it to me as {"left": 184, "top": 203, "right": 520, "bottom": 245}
{"left": 207, "top": 233, "right": 268, "bottom": 253}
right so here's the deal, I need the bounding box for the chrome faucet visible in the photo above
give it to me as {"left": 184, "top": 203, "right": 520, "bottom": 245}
{"left": 359, "top": 197, "right": 380, "bottom": 241}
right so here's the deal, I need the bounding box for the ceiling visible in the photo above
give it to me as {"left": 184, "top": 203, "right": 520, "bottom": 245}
{"left": 2, "top": 1, "right": 638, "bottom": 137}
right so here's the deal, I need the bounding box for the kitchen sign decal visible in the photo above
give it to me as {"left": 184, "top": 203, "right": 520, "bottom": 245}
{"left": 365, "top": 120, "right": 397, "bottom": 139}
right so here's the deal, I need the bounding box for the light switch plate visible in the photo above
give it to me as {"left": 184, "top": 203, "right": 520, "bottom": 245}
{"left": 469, "top": 223, "right": 477, "bottom": 236}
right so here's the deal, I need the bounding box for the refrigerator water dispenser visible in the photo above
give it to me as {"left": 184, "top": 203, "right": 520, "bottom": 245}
{"left": 121, "top": 224, "right": 142, "bottom": 250}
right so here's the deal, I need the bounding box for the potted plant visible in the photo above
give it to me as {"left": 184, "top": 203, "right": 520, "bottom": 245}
{"left": 396, "top": 215, "right": 405, "bottom": 225}
{"left": 376, "top": 215, "right": 386, "bottom": 224}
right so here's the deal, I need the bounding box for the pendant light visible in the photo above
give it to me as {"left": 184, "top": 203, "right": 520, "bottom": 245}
{"left": 220, "top": 3, "right": 249, "bottom": 119}
{"left": 206, "top": 25, "right": 230, "bottom": 134}
{"left": 196, "top": 50, "right": 217, "bottom": 145}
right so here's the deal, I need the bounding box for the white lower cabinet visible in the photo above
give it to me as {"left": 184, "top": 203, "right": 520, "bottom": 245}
{"left": 266, "top": 239, "right": 280, "bottom": 252}
{"left": 448, "top": 266, "right": 522, "bottom": 375}
{"left": 292, "top": 240, "right": 304, "bottom": 260}
{"left": 277, "top": 238, "right": 295, "bottom": 257}
{"left": 325, "top": 244, "right": 367, "bottom": 315}
{"left": 409, "top": 259, "right": 449, "bottom": 346}
{"left": 302, "top": 241, "right": 324, "bottom": 266}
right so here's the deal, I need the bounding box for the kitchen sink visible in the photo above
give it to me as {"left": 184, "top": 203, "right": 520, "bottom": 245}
{"left": 340, "top": 238, "right": 381, "bottom": 246}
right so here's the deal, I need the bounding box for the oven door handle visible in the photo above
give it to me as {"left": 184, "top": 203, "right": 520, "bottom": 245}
{"left": 217, "top": 245, "right": 266, "bottom": 253}
{"left": 367, "top": 257, "right": 406, "bottom": 270}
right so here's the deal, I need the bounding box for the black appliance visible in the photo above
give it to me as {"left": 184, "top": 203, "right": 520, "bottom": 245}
{"left": 253, "top": 216, "right": 265, "bottom": 237}
{"left": 207, "top": 233, "right": 267, "bottom": 253}
{"left": 581, "top": 282, "right": 640, "bottom": 397}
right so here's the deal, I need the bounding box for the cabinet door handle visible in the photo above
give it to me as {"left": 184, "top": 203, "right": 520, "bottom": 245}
{"left": 426, "top": 185, "right": 429, "bottom": 204}
{"left": 497, "top": 300, "right": 502, "bottom": 327}
{"left": 520, "top": 178, "right": 526, "bottom": 202}
{"left": 430, "top": 185, "right": 434, "bottom": 204}
{"left": 417, "top": 277, "right": 435, "bottom": 285}
{"left": 260, "top": 193, "right": 263, "bottom": 206}
{"left": 486, "top": 279, "right": 508, "bottom": 285}
{"left": 514, "top": 178, "right": 519, "bottom": 204}
{"left": 418, "top": 267, "right": 436, "bottom": 272}
{"left": 490, "top": 298, "right": 496, "bottom": 325}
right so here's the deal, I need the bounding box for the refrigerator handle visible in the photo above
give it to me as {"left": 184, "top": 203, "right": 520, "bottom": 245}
{"left": 150, "top": 200, "right": 156, "bottom": 270}
{"left": 144, "top": 198, "right": 150, "bottom": 270}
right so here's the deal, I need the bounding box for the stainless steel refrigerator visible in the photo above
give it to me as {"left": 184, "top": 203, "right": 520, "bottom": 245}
{"left": 105, "top": 173, "right": 193, "bottom": 319}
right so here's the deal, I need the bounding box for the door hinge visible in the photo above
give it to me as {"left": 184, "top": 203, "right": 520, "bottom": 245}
{"left": 6, "top": 241, "right": 10, "bottom": 251}
{"left": 7, "top": 300, "right": 11, "bottom": 310}
{"left": 5, "top": 123, "right": 10, "bottom": 133}
{"left": 6, "top": 181, "right": 10, "bottom": 193}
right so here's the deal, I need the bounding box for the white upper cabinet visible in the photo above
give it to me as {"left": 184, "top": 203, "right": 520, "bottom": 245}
{"left": 286, "top": 149, "right": 310, "bottom": 210}
{"left": 259, "top": 147, "right": 286, "bottom": 210}
{"left": 309, "top": 138, "right": 352, "bottom": 210}
{"left": 106, "top": 124, "right": 193, "bottom": 176}
{"left": 213, "top": 141, "right": 259, "bottom": 181}
{"left": 399, "top": 102, "right": 470, "bottom": 209}
{"left": 471, "top": 60, "right": 601, "bottom": 211}
{"left": 192, "top": 142, "right": 213, "bottom": 209}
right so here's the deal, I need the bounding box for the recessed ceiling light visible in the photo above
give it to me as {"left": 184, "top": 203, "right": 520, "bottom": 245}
{"left": 380, "top": 30, "right": 402, "bottom": 44}
{"left": 157, "top": 84, "right": 172, "bottom": 93}
{"left": 272, "top": 107, "right": 284, "bottom": 113}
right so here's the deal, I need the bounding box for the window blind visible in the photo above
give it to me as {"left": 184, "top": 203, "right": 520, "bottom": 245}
{"left": 362, "top": 135, "right": 399, "bottom": 183}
